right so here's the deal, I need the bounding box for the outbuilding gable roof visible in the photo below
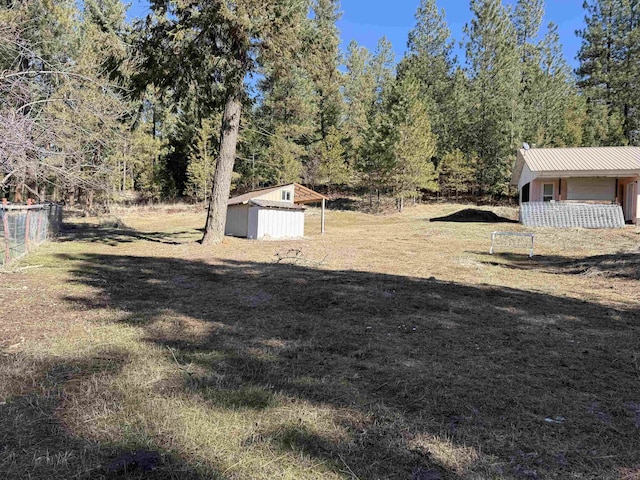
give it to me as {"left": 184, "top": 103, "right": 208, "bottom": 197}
{"left": 227, "top": 183, "right": 328, "bottom": 206}
{"left": 511, "top": 146, "right": 640, "bottom": 185}
{"left": 291, "top": 183, "right": 329, "bottom": 204}
{"left": 227, "top": 185, "right": 283, "bottom": 206}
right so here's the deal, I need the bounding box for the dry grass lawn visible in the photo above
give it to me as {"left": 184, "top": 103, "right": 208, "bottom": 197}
{"left": 1, "top": 202, "right": 639, "bottom": 479}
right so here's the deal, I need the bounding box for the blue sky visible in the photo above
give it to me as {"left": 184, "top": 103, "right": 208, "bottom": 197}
{"left": 126, "top": 0, "right": 586, "bottom": 69}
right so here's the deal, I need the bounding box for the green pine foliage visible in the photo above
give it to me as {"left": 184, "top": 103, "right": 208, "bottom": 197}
{"left": 464, "top": 0, "right": 520, "bottom": 194}
{"left": 184, "top": 118, "right": 218, "bottom": 202}
{"left": 317, "top": 126, "right": 351, "bottom": 190}
{"left": 438, "top": 149, "right": 476, "bottom": 199}
{"left": 399, "top": 0, "right": 455, "bottom": 155}
{"left": 343, "top": 41, "right": 375, "bottom": 158}
{"left": 308, "top": 0, "right": 343, "bottom": 145}
{"left": 358, "top": 76, "right": 437, "bottom": 209}
{"left": 387, "top": 77, "right": 438, "bottom": 207}
{"left": 264, "top": 127, "right": 305, "bottom": 185}
{"left": 577, "top": 0, "right": 639, "bottom": 145}
{"left": 3, "top": 0, "right": 638, "bottom": 209}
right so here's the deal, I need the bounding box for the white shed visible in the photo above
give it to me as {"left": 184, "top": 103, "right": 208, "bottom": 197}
{"left": 225, "top": 183, "right": 328, "bottom": 239}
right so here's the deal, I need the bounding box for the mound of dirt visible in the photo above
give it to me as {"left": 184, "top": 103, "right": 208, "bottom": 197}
{"left": 430, "top": 208, "right": 517, "bottom": 223}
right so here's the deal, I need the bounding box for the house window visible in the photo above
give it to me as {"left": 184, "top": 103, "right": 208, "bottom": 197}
{"left": 543, "top": 184, "right": 554, "bottom": 202}
{"left": 281, "top": 190, "right": 291, "bottom": 201}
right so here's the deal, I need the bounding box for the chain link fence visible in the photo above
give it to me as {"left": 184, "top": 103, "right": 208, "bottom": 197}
{"left": 1, "top": 203, "right": 63, "bottom": 268}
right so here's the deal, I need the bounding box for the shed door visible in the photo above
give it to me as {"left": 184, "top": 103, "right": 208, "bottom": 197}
{"left": 225, "top": 205, "right": 249, "bottom": 237}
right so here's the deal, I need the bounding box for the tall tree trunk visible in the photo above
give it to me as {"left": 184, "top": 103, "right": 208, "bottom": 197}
{"left": 201, "top": 88, "right": 242, "bottom": 246}
{"left": 86, "top": 190, "right": 94, "bottom": 215}
{"left": 15, "top": 181, "right": 24, "bottom": 202}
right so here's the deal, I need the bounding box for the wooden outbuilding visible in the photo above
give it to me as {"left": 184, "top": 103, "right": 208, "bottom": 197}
{"left": 225, "top": 183, "right": 328, "bottom": 239}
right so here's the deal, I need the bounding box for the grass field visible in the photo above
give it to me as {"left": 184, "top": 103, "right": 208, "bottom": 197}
{"left": 1, "top": 203, "right": 639, "bottom": 479}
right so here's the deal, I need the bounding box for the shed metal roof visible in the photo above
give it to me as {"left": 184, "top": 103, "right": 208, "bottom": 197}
{"left": 250, "top": 199, "right": 305, "bottom": 210}
{"left": 511, "top": 146, "right": 640, "bottom": 185}
{"left": 227, "top": 185, "right": 283, "bottom": 206}
{"left": 227, "top": 183, "right": 328, "bottom": 206}
{"left": 291, "top": 183, "right": 329, "bottom": 204}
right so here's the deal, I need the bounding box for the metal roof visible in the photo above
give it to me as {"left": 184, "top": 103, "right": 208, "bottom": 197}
{"left": 512, "top": 147, "right": 640, "bottom": 185}
{"left": 249, "top": 199, "right": 305, "bottom": 210}
{"left": 291, "top": 183, "right": 329, "bottom": 204}
{"left": 227, "top": 183, "right": 328, "bottom": 206}
{"left": 227, "top": 185, "right": 283, "bottom": 206}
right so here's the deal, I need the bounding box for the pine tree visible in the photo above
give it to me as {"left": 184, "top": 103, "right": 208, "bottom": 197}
{"left": 613, "top": 0, "right": 639, "bottom": 144}
{"left": 81, "top": 0, "right": 143, "bottom": 203}
{"left": 513, "top": 0, "right": 544, "bottom": 62}
{"left": 254, "top": 7, "right": 317, "bottom": 187}
{"left": 360, "top": 76, "right": 437, "bottom": 210}
{"left": 512, "top": 0, "right": 543, "bottom": 145}
{"left": 464, "top": 0, "right": 520, "bottom": 194}
{"left": 263, "top": 126, "right": 304, "bottom": 185}
{"left": 577, "top": 0, "right": 639, "bottom": 145}
{"left": 185, "top": 118, "right": 218, "bottom": 202}
{"left": 308, "top": 0, "right": 343, "bottom": 145}
{"left": 358, "top": 96, "right": 395, "bottom": 204}
{"left": 343, "top": 41, "right": 374, "bottom": 157}
{"left": 83, "top": 0, "right": 129, "bottom": 82}
{"left": 438, "top": 149, "right": 476, "bottom": 200}
{"left": 318, "top": 126, "right": 350, "bottom": 191}
{"left": 399, "top": 0, "right": 454, "bottom": 154}
{"left": 343, "top": 36, "right": 394, "bottom": 186}
{"left": 447, "top": 68, "right": 472, "bottom": 153}
{"left": 130, "top": 128, "right": 167, "bottom": 201}
{"left": 146, "top": 0, "right": 310, "bottom": 244}
{"left": 529, "top": 23, "right": 584, "bottom": 147}
{"left": 369, "top": 37, "right": 396, "bottom": 108}
{"left": 355, "top": 38, "right": 396, "bottom": 201}
{"left": 387, "top": 77, "right": 438, "bottom": 210}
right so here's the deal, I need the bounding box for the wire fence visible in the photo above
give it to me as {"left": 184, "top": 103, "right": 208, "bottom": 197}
{"left": 520, "top": 202, "right": 626, "bottom": 229}
{"left": 1, "top": 203, "right": 63, "bottom": 268}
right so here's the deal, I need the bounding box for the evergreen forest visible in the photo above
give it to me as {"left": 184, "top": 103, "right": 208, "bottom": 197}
{"left": 1, "top": 0, "right": 638, "bottom": 223}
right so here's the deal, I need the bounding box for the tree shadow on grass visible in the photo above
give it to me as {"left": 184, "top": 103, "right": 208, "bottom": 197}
{"left": 53, "top": 251, "right": 640, "bottom": 479}
{"left": 58, "top": 223, "right": 197, "bottom": 246}
{"left": 473, "top": 251, "right": 640, "bottom": 281}
{"left": 0, "top": 350, "right": 226, "bottom": 480}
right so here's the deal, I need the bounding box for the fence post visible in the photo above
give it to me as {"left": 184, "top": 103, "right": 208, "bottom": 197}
{"left": 36, "top": 207, "right": 43, "bottom": 243}
{"left": 56, "top": 204, "right": 62, "bottom": 234}
{"left": 25, "top": 207, "right": 31, "bottom": 252}
{"left": 2, "top": 208, "right": 10, "bottom": 266}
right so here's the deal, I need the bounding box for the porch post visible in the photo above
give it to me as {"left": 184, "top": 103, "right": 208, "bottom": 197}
{"left": 635, "top": 180, "right": 640, "bottom": 225}
{"left": 321, "top": 198, "right": 325, "bottom": 234}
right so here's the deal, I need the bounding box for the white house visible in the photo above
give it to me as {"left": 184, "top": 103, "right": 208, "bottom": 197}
{"left": 225, "top": 183, "right": 328, "bottom": 239}
{"left": 511, "top": 146, "right": 640, "bottom": 227}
